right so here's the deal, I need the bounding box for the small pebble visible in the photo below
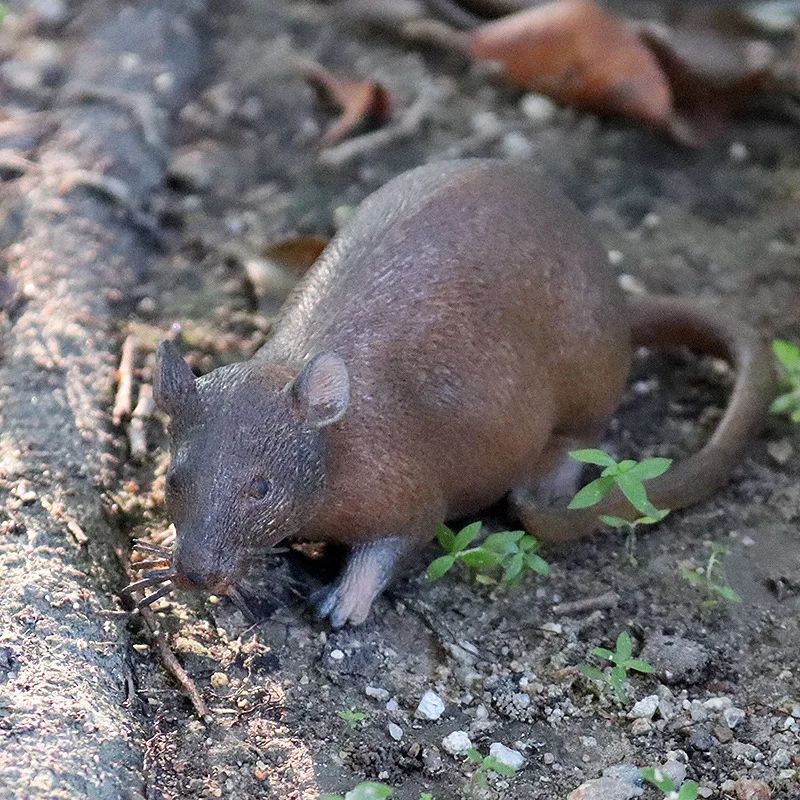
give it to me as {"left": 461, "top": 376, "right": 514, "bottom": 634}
{"left": 689, "top": 729, "right": 717, "bottom": 752}
{"left": 630, "top": 718, "right": 651, "bottom": 735}
{"left": 703, "top": 696, "right": 733, "bottom": 712}
{"left": 441, "top": 731, "right": 472, "bottom": 756}
{"left": 489, "top": 743, "right": 525, "bottom": 771}
{"left": 415, "top": 690, "right": 445, "bottom": 721}
{"left": 734, "top": 777, "right": 772, "bottom": 799}
{"left": 520, "top": 93, "right": 557, "bottom": 125}
{"left": 659, "top": 759, "right": 686, "bottom": 787}
{"left": 330, "top": 649, "right": 345, "bottom": 661}
{"left": 388, "top": 723, "right": 403, "bottom": 741}
{"left": 566, "top": 776, "right": 643, "bottom": 799}
{"left": 724, "top": 707, "right": 747, "bottom": 729}
{"left": 628, "top": 695, "right": 659, "bottom": 720}
{"left": 365, "top": 685, "right": 390, "bottom": 702}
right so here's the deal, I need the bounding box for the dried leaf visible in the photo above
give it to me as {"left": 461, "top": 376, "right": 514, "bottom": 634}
{"left": 637, "top": 22, "right": 777, "bottom": 141}
{"left": 300, "top": 61, "right": 392, "bottom": 148}
{"left": 468, "top": 0, "right": 674, "bottom": 130}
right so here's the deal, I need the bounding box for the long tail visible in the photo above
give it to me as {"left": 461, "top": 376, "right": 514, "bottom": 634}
{"left": 513, "top": 293, "right": 776, "bottom": 542}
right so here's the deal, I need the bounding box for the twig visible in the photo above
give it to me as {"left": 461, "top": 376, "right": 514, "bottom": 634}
{"left": 113, "top": 335, "right": 137, "bottom": 425}
{"left": 317, "top": 82, "right": 444, "bottom": 168}
{"left": 552, "top": 591, "right": 619, "bottom": 616}
{"left": 140, "top": 606, "right": 212, "bottom": 723}
{"left": 128, "top": 383, "right": 155, "bottom": 460}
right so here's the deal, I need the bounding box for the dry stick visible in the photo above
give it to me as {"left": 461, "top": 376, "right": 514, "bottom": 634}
{"left": 552, "top": 591, "right": 619, "bottom": 616}
{"left": 140, "top": 606, "right": 212, "bottom": 724}
{"left": 128, "top": 383, "right": 155, "bottom": 461}
{"left": 112, "top": 335, "right": 137, "bottom": 426}
{"left": 317, "top": 82, "right": 444, "bottom": 168}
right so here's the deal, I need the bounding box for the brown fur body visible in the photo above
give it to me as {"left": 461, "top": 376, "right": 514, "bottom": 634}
{"left": 151, "top": 159, "right": 774, "bottom": 627}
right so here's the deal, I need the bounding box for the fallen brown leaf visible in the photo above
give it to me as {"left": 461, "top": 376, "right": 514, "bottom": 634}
{"left": 468, "top": 0, "right": 674, "bottom": 131}
{"left": 637, "top": 22, "right": 777, "bottom": 141}
{"left": 300, "top": 61, "right": 392, "bottom": 148}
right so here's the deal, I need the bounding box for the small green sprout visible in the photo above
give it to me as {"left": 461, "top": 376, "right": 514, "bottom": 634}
{"left": 466, "top": 748, "right": 517, "bottom": 789}
{"left": 568, "top": 449, "right": 672, "bottom": 525}
{"left": 419, "top": 795, "right": 433, "bottom": 800}
{"left": 321, "top": 783, "right": 393, "bottom": 800}
{"left": 427, "top": 521, "right": 549, "bottom": 586}
{"left": 681, "top": 543, "right": 742, "bottom": 606}
{"left": 771, "top": 339, "right": 800, "bottom": 423}
{"left": 641, "top": 767, "right": 699, "bottom": 800}
{"left": 580, "top": 631, "right": 655, "bottom": 704}
{"left": 338, "top": 709, "right": 367, "bottom": 730}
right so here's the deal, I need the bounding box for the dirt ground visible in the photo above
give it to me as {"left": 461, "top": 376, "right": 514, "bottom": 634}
{"left": 1, "top": 0, "right": 799, "bottom": 798}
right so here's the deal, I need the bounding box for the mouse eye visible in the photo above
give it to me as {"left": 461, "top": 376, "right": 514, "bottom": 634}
{"left": 247, "top": 478, "right": 272, "bottom": 501}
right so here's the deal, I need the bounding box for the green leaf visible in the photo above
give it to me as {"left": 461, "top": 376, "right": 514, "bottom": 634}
{"left": 677, "top": 781, "right": 700, "bottom": 800}
{"left": 770, "top": 391, "right": 800, "bottom": 415}
{"left": 614, "top": 473, "right": 655, "bottom": 516}
{"left": 518, "top": 535, "right": 539, "bottom": 552}
{"left": 569, "top": 448, "right": 617, "bottom": 467}
{"left": 453, "top": 521, "right": 482, "bottom": 552}
{"left": 482, "top": 530, "right": 525, "bottom": 555}
{"left": 773, "top": 339, "right": 800, "bottom": 370}
{"left": 625, "top": 659, "right": 655, "bottom": 674}
{"left": 714, "top": 584, "right": 742, "bottom": 603}
{"left": 615, "top": 459, "right": 637, "bottom": 472}
{"left": 483, "top": 757, "right": 516, "bottom": 776}
{"left": 615, "top": 631, "right": 633, "bottom": 661}
{"left": 626, "top": 457, "right": 672, "bottom": 481}
{"left": 568, "top": 476, "right": 616, "bottom": 509}
{"left": 419, "top": 794, "right": 433, "bottom": 800}
{"left": 641, "top": 767, "right": 675, "bottom": 792}
{"left": 610, "top": 666, "right": 627, "bottom": 700}
{"left": 681, "top": 568, "right": 704, "bottom": 584}
{"left": 435, "top": 524, "right": 455, "bottom": 552}
{"left": 459, "top": 549, "right": 501, "bottom": 568}
{"left": 321, "top": 795, "right": 343, "bottom": 800}
{"left": 427, "top": 554, "right": 456, "bottom": 581}
{"left": 347, "top": 783, "right": 394, "bottom": 800}
{"left": 524, "top": 553, "right": 550, "bottom": 576}
{"left": 502, "top": 552, "right": 524, "bottom": 584}
{"left": 579, "top": 664, "right": 607, "bottom": 682}
{"left": 474, "top": 573, "right": 497, "bottom": 585}
{"left": 467, "top": 749, "right": 484, "bottom": 765}
{"left": 592, "top": 647, "right": 615, "bottom": 661}
{"left": 601, "top": 514, "right": 632, "bottom": 529}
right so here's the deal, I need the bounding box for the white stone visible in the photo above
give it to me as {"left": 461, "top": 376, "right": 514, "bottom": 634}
{"left": 631, "top": 718, "right": 652, "bottom": 735}
{"left": 388, "top": 723, "right": 403, "bottom": 741}
{"left": 415, "top": 690, "right": 445, "bottom": 721}
{"left": 330, "top": 649, "right": 345, "bottom": 661}
{"left": 520, "top": 93, "right": 557, "bottom": 125}
{"left": 365, "top": 685, "right": 390, "bottom": 701}
{"left": 628, "top": 695, "right": 659, "bottom": 720}
{"left": 441, "top": 730, "right": 472, "bottom": 756}
{"left": 489, "top": 742, "right": 525, "bottom": 771}
{"left": 703, "top": 696, "right": 733, "bottom": 712}
{"left": 724, "top": 707, "right": 746, "bottom": 728}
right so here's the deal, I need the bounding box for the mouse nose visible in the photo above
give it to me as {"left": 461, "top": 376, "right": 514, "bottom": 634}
{"left": 171, "top": 539, "right": 231, "bottom": 593}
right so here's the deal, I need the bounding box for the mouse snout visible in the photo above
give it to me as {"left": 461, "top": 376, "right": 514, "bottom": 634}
{"left": 171, "top": 537, "right": 233, "bottom": 594}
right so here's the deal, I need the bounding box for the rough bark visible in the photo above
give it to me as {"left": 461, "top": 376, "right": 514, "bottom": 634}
{"left": 0, "top": 2, "right": 206, "bottom": 797}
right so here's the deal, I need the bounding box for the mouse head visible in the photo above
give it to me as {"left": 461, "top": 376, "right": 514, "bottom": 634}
{"left": 153, "top": 341, "right": 349, "bottom": 593}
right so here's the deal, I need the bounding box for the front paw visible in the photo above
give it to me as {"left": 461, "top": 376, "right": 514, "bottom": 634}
{"left": 310, "top": 580, "right": 375, "bottom": 628}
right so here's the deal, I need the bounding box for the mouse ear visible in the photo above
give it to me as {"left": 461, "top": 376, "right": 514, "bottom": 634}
{"left": 153, "top": 340, "right": 197, "bottom": 417}
{"left": 289, "top": 352, "right": 349, "bottom": 428}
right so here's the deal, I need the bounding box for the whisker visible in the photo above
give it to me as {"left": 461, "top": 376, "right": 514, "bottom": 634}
{"left": 130, "top": 558, "right": 171, "bottom": 571}
{"left": 132, "top": 540, "right": 173, "bottom": 556}
{"left": 225, "top": 586, "right": 256, "bottom": 622}
{"left": 136, "top": 583, "right": 174, "bottom": 610}
{"left": 123, "top": 570, "right": 174, "bottom": 594}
